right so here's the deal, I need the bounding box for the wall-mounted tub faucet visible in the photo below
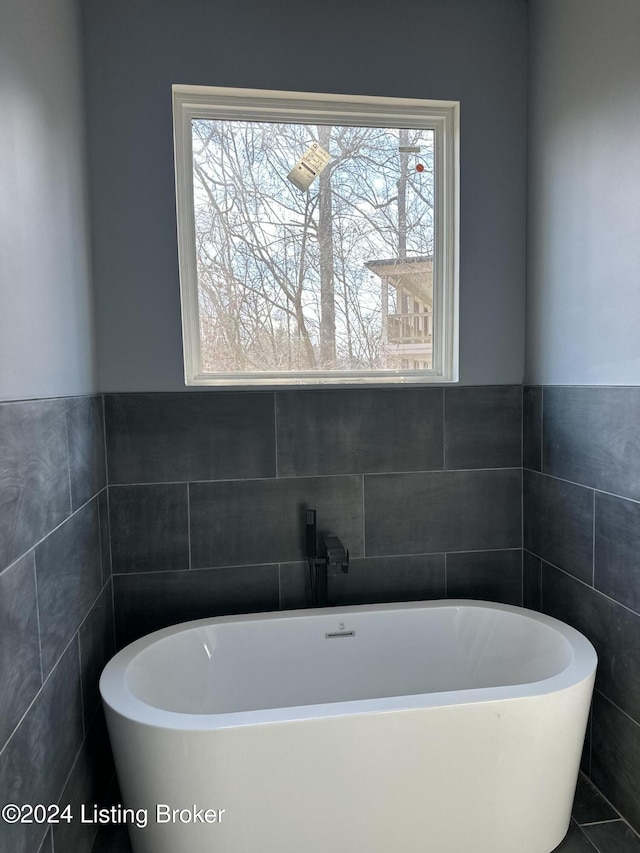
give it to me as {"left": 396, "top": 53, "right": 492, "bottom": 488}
{"left": 305, "top": 509, "right": 349, "bottom": 607}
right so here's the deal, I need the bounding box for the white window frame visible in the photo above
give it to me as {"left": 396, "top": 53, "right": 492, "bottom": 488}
{"left": 172, "top": 84, "right": 459, "bottom": 386}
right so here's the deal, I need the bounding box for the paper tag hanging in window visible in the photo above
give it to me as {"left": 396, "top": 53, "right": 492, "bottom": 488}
{"left": 287, "top": 141, "right": 331, "bottom": 192}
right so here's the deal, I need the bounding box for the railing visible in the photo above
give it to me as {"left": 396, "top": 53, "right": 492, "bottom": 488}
{"left": 387, "top": 312, "right": 433, "bottom": 344}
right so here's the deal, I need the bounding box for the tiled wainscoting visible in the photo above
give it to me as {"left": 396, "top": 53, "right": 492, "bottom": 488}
{"left": 104, "top": 387, "right": 523, "bottom": 647}
{"left": 0, "top": 396, "right": 115, "bottom": 853}
{"left": 524, "top": 387, "right": 640, "bottom": 837}
{"left": 4, "top": 385, "right": 640, "bottom": 853}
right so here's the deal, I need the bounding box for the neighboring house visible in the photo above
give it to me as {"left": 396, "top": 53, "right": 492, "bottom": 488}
{"left": 365, "top": 256, "right": 433, "bottom": 369}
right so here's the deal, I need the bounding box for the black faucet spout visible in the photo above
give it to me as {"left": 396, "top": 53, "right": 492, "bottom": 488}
{"left": 323, "top": 535, "right": 349, "bottom": 576}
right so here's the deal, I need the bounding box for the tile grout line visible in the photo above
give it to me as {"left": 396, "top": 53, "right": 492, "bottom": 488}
{"left": 579, "top": 819, "right": 624, "bottom": 827}
{"left": 537, "top": 555, "right": 542, "bottom": 610}
{"left": 34, "top": 825, "right": 51, "bottom": 853}
{"left": 592, "top": 490, "right": 596, "bottom": 587}
{"left": 575, "top": 824, "right": 601, "bottom": 853}
{"left": 108, "top": 547, "right": 522, "bottom": 578}
{"left": 5, "top": 628, "right": 113, "bottom": 853}
{"left": 51, "top": 710, "right": 101, "bottom": 843}
{"left": 587, "top": 704, "right": 595, "bottom": 778}
{"left": 0, "top": 391, "right": 101, "bottom": 406}
{"left": 361, "top": 474, "right": 366, "bottom": 558}
{"left": 0, "top": 567, "right": 114, "bottom": 759}
{"left": 540, "top": 386, "right": 544, "bottom": 473}
{"left": 594, "top": 686, "right": 640, "bottom": 732}
{"left": 31, "top": 552, "right": 45, "bottom": 686}
{"left": 529, "top": 468, "right": 640, "bottom": 508}
{"left": 187, "top": 483, "right": 192, "bottom": 570}
{"left": 525, "top": 550, "right": 640, "bottom": 621}
{"left": 101, "top": 393, "right": 109, "bottom": 489}
{"left": 97, "top": 488, "right": 106, "bottom": 589}
{"left": 443, "top": 551, "right": 448, "bottom": 597}
{"left": 0, "top": 491, "right": 104, "bottom": 579}
{"left": 101, "top": 394, "right": 114, "bottom": 592}
{"left": 0, "top": 626, "right": 85, "bottom": 760}
{"left": 442, "top": 388, "right": 447, "bottom": 470}
{"left": 577, "top": 773, "right": 640, "bottom": 844}
{"left": 105, "top": 485, "right": 113, "bottom": 581}
{"left": 63, "top": 399, "right": 74, "bottom": 518}
{"left": 110, "top": 575, "right": 117, "bottom": 656}
{"left": 77, "top": 634, "right": 86, "bottom": 739}
{"left": 104, "top": 465, "right": 524, "bottom": 489}
{"left": 273, "top": 392, "right": 279, "bottom": 478}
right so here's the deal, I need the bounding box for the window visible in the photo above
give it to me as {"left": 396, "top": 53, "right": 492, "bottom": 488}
{"left": 172, "top": 85, "right": 459, "bottom": 386}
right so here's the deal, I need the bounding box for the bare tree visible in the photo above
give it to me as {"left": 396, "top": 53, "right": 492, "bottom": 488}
{"left": 191, "top": 119, "right": 434, "bottom": 373}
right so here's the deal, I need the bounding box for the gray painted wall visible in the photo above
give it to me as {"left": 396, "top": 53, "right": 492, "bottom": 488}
{"left": 82, "top": 0, "right": 527, "bottom": 392}
{"left": 526, "top": 0, "right": 640, "bottom": 386}
{"left": 0, "top": 0, "right": 96, "bottom": 402}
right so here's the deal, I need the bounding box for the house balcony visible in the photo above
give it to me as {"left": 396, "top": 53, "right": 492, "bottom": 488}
{"left": 387, "top": 312, "right": 433, "bottom": 344}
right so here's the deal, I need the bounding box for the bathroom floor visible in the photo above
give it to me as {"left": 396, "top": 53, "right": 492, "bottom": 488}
{"left": 557, "top": 775, "right": 640, "bottom": 852}
{"left": 90, "top": 774, "right": 639, "bottom": 853}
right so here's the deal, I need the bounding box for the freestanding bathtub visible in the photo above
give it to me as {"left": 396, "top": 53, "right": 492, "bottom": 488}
{"left": 100, "top": 601, "right": 596, "bottom": 853}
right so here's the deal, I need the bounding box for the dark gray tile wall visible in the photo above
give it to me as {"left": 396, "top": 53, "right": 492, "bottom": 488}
{"left": 523, "top": 550, "right": 542, "bottom": 610}
{"left": 524, "top": 470, "right": 594, "bottom": 584}
{"left": 444, "top": 385, "right": 522, "bottom": 469}
{"left": 543, "top": 387, "right": 640, "bottom": 501}
{"left": 53, "top": 708, "right": 115, "bottom": 853}
{"left": 113, "top": 564, "right": 280, "bottom": 647}
{"left": 67, "top": 396, "right": 107, "bottom": 510}
{"left": 8, "top": 386, "right": 640, "bottom": 853}
{"left": 0, "top": 400, "right": 71, "bottom": 571}
{"left": 0, "top": 552, "right": 42, "bottom": 748}
{"left": 79, "top": 589, "right": 115, "bottom": 730}
{"left": 104, "top": 392, "right": 276, "bottom": 484}
{"left": 37, "top": 830, "right": 54, "bottom": 853}
{"left": 524, "top": 385, "right": 640, "bottom": 836}
{"left": 35, "top": 500, "right": 104, "bottom": 677}
{"left": 276, "top": 388, "right": 444, "bottom": 475}
{"left": 190, "top": 475, "right": 364, "bottom": 568}
{"left": 365, "top": 469, "right": 521, "bottom": 555}
{"left": 541, "top": 564, "right": 640, "bottom": 726}
{"left": 105, "top": 387, "right": 523, "bottom": 647}
{"left": 109, "top": 484, "right": 189, "bottom": 572}
{"left": 0, "top": 641, "right": 84, "bottom": 853}
{"left": 0, "top": 395, "right": 114, "bottom": 853}
{"left": 446, "top": 549, "right": 522, "bottom": 604}
{"left": 591, "top": 691, "right": 640, "bottom": 834}
{"left": 279, "top": 554, "right": 447, "bottom": 610}
{"left": 523, "top": 386, "right": 543, "bottom": 472}
{"left": 594, "top": 493, "right": 640, "bottom": 614}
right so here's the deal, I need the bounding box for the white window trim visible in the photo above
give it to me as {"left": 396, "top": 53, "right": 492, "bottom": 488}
{"left": 172, "top": 84, "right": 459, "bottom": 386}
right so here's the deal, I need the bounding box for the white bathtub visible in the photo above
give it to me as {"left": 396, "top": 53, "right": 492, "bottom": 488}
{"left": 100, "top": 601, "right": 596, "bottom": 853}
